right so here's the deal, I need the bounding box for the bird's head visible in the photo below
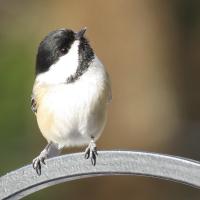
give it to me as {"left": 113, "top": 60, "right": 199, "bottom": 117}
{"left": 35, "top": 27, "right": 94, "bottom": 84}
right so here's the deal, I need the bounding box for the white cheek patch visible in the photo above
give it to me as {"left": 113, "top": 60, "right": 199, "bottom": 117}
{"left": 36, "top": 40, "right": 80, "bottom": 85}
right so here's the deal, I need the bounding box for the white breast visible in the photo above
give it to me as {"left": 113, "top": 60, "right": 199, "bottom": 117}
{"left": 34, "top": 56, "right": 110, "bottom": 148}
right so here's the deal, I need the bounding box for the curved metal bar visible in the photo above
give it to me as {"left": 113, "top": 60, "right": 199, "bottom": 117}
{"left": 1, "top": 151, "right": 200, "bottom": 199}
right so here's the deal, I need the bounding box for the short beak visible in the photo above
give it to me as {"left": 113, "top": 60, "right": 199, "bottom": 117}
{"left": 76, "top": 27, "right": 87, "bottom": 39}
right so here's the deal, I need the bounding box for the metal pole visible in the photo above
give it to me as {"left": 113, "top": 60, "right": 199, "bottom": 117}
{"left": 1, "top": 151, "right": 200, "bottom": 199}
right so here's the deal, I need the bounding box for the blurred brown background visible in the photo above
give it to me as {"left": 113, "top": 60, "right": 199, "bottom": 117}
{"left": 1, "top": 0, "right": 200, "bottom": 199}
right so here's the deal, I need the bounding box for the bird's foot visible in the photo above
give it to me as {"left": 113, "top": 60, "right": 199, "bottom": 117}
{"left": 32, "top": 142, "right": 62, "bottom": 176}
{"left": 32, "top": 149, "right": 47, "bottom": 176}
{"left": 84, "top": 139, "right": 98, "bottom": 165}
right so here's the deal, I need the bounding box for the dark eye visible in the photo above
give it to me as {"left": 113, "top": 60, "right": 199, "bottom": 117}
{"left": 60, "top": 47, "right": 67, "bottom": 54}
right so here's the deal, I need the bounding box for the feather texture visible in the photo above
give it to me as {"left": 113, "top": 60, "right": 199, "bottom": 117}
{"left": 33, "top": 56, "right": 111, "bottom": 148}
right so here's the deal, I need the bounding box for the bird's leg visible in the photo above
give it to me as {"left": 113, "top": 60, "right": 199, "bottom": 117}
{"left": 84, "top": 137, "right": 98, "bottom": 165}
{"left": 32, "top": 142, "right": 62, "bottom": 175}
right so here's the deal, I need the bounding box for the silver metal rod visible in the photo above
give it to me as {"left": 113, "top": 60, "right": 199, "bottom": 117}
{"left": 1, "top": 151, "right": 200, "bottom": 199}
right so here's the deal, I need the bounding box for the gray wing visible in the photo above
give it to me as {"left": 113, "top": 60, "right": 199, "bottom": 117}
{"left": 31, "top": 94, "right": 37, "bottom": 113}
{"left": 106, "top": 72, "right": 112, "bottom": 103}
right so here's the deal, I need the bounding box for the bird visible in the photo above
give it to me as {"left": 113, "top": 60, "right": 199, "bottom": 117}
{"left": 31, "top": 27, "right": 112, "bottom": 175}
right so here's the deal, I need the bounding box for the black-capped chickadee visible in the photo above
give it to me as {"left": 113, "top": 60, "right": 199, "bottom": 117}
{"left": 31, "top": 27, "right": 112, "bottom": 175}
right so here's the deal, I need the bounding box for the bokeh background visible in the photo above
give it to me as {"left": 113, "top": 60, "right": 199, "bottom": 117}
{"left": 1, "top": 0, "right": 200, "bottom": 199}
